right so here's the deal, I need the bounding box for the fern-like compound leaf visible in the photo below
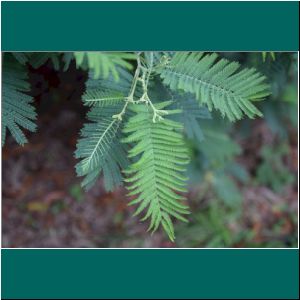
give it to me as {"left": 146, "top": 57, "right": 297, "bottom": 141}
{"left": 74, "top": 52, "right": 136, "bottom": 81}
{"left": 172, "top": 94, "right": 211, "bottom": 143}
{"left": 200, "top": 127, "right": 241, "bottom": 165}
{"left": 75, "top": 69, "right": 132, "bottom": 191}
{"left": 122, "top": 101, "right": 190, "bottom": 241}
{"left": 159, "top": 52, "right": 271, "bottom": 121}
{"left": 2, "top": 59, "right": 37, "bottom": 146}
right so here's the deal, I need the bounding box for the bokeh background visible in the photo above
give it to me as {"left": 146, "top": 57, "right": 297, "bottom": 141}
{"left": 2, "top": 52, "right": 298, "bottom": 248}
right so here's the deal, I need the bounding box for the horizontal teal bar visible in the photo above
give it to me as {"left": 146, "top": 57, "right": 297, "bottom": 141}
{"left": 1, "top": 1, "right": 299, "bottom": 51}
{"left": 1, "top": 249, "right": 299, "bottom": 299}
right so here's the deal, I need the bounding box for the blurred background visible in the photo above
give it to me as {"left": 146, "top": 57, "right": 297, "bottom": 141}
{"left": 2, "top": 52, "right": 298, "bottom": 248}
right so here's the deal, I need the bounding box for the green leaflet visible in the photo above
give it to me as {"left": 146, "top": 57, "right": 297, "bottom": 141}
{"left": 12, "top": 52, "right": 74, "bottom": 71}
{"left": 2, "top": 57, "right": 37, "bottom": 146}
{"left": 74, "top": 52, "right": 137, "bottom": 80}
{"left": 11, "top": 52, "right": 29, "bottom": 65}
{"left": 262, "top": 52, "right": 276, "bottom": 62}
{"left": 82, "top": 89, "right": 125, "bottom": 108}
{"left": 159, "top": 52, "right": 271, "bottom": 122}
{"left": 122, "top": 102, "right": 190, "bottom": 241}
{"left": 28, "top": 53, "right": 61, "bottom": 70}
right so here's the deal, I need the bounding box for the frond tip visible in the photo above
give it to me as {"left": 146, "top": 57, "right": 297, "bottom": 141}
{"left": 159, "top": 52, "right": 271, "bottom": 121}
{"left": 122, "top": 101, "right": 190, "bottom": 241}
{"left": 75, "top": 118, "right": 127, "bottom": 191}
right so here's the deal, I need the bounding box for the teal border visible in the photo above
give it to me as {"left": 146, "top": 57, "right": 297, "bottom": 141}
{"left": 1, "top": 1, "right": 299, "bottom": 299}
{"left": 1, "top": 249, "right": 299, "bottom": 299}
{"left": 1, "top": 1, "right": 299, "bottom": 51}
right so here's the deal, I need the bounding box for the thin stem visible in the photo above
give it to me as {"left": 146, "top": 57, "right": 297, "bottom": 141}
{"left": 113, "top": 52, "right": 168, "bottom": 123}
{"left": 112, "top": 53, "right": 142, "bottom": 120}
{"left": 139, "top": 53, "right": 168, "bottom": 122}
{"left": 128, "top": 54, "right": 142, "bottom": 100}
{"left": 145, "top": 52, "right": 153, "bottom": 87}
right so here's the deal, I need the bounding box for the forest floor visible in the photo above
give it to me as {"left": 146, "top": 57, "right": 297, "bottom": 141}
{"left": 2, "top": 62, "right": 298, "bottom": 248}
